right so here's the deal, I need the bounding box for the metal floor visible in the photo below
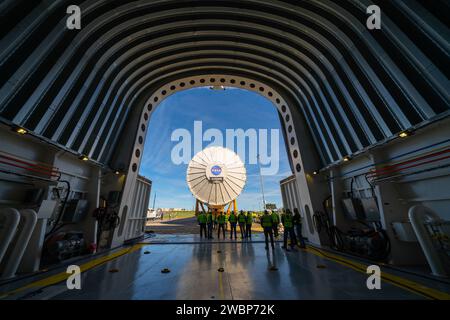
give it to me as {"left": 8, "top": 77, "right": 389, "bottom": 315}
{"left": 1, "top": 234, "right": 450, "bottom": 300}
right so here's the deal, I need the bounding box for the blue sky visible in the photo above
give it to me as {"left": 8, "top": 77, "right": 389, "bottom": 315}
{"left": 139, "top": 87, "right": 292, "bottom": 211}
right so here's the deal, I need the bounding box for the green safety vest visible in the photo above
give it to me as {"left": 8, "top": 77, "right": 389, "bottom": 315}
{"left": 283, "top": 214, "right": 293, "bottom": 228}
{"left": 198, "top": 213, "right": 207, "bottom": 223}
{"left": 271, "top": 213, "right": 279, "bottom": 224}
{"left": 261, "top": 214, "right": 273, "bottom": 227}
{"left": 218, "top": 215, "right": 226, "bottom": 224}
{"left": 238, "top": 214, "right": 246, "bottom": 223}
{"left": 228, "top": 214, "right": 237, "bottom": 223}
{"left": 246, "top": 215, "right": 253, "bottom": 225}
{"left": 207, "top": 213, "right": 213, "bottom": 223}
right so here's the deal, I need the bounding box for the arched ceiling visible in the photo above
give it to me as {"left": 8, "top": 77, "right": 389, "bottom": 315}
{"left": 0, "top": 0, "right": 448, "bottom": 168}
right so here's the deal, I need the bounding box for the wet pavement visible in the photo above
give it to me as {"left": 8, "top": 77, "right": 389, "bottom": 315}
{"left": 2, "top": 233, "right": 449, "bottom": 300}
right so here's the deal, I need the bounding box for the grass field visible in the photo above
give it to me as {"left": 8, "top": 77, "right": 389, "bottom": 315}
{"left": 160, "top": 210, "right": 196, "bottom": 220}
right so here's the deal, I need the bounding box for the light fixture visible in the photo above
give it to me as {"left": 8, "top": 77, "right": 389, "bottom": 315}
{"left": 79, "top": 155, "right": 89, "bottom": 161}
{"left": 398, "top": 131, "right": 409, "bottom": 138}
{"left": 209, "top": 85, "right": 225, "bottom": 90}
{"left": 343, "top": 156, "right": 350, "bottom": 162}
{"left": 313, "top": 171, "right": 318, "bottom": 175}
{"left": 115, "top": 170, "right": 120, "bottom": 175}
{"left": 13, "top": 126, "right": 27, "bottom": 135}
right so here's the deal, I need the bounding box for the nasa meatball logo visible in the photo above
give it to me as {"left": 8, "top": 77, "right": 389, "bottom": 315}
{"left": 211, "top": 165, "right": 222, "bottom": 176}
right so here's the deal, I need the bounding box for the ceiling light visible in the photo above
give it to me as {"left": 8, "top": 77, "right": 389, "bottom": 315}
{"left": 16, "top": 127, "right": 27, "bottom": 135}
{"left": 79, "top": 155, "right": 89, "bottom": 161}
{"left": 209, "top": 85, "right": 225, "bottom": 90}
{"left": 343, "top": 156, "right": 350, "bottom": 162}
{"left": 398, "top": 131, "right": 409, "bottom": 138}
{"left": 13, "top": 126, "right": 27, "bottom": 135}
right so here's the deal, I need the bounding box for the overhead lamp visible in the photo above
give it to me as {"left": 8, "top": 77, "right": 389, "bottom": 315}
{"left": 343, "top": 156, "right": 351, "bottom": 162}
{"left": 398, "top": 131, "right": 409, "bottom": 138}
{"left": 115, "top": 170, "right": 120, "bottom": 175}
{"left": 313, "top": 171, "right": 318, "bottom": 175}
{"left": 79, "top": 155, "right": 89, "bottom": 161}
{"left": 13, "top": 126, "right": 27, "bottom": 135}
{"left": 209, "top": 85, "right": 225, "bottom": 90}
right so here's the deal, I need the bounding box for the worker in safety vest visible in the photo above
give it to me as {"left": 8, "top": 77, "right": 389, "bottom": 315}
{"left": 217, "top": 212, "right": 226, "bottom": 239}
{"left": 245, "top": 211, "right": 253, "bottom": 239}
{"left": 260, "top": 210, "right": 275, "bottom": 250}
{"left": 271, "top": 210, "right": 280, "bottom": 237}
{"left": 197, "top": 211, "right": 207, "bottom": 238}
{"left": 238, "top": 210, "right": 247, "bottom": 239}
{"left": 213, "top": 209, "right": 218, "bottom": 230}
{"left": 293, "top": 208, "right": 306, "bottom": 248}
{"left": 207, "top": 210, "right": 214, "bottom": 239}
{"left": 282, "top": 209, "right": 297, "bottom": 250}
{"left": 228, "top": 211, "right": 237, "bottom": 239}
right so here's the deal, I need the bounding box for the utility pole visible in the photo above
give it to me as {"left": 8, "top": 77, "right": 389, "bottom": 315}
{"left": 152, "top": 192, "right": 156, "bottom": 210}
{"left": 257, "top": 154, "right": 266, "bottom": 211}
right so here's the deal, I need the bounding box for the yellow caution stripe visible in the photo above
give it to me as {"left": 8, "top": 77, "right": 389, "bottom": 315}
{"left": 305, "top": 246, "right": 450, "bottom": 300}
{"left": 218, "top": 271, "right": 225, "bottom": 299}
{"left": 0, "top": 244, "right": 145, "bottom": 299}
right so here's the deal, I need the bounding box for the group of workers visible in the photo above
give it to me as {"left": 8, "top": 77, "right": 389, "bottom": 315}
{"left": 260, "top": 208, "right": 306, "bottom": 250}
{"left": 197, "top": 208, "right": 307, "bottom": 251}
{"left": 197, "top": 210, "right": 253, "bottom": 240}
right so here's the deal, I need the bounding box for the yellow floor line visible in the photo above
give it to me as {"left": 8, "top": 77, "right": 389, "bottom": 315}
{"left": 0, "top": 244, "right": 146, "bottom": 299}
{"left": 305, "top": 246, "right": 450, "bottom": 300}
{"left": 218, "top": 272, "right": 225, "bottom": 299}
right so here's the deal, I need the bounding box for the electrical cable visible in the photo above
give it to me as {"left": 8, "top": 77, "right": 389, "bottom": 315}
{"left": 313, "top": 211, "right": 323, "bottom": 233}
{"left": 0, "top": 153, "right": 59, "bottom": 174}
{"left": 335, "top": 138, "right": 450, "bottom": 178}
{"left": 0, "top": 165, "right": 70, "bottom": 238}
{"left": 350, "top": 177, "right": 354, "bottom": 198}
{"left": 0, "top": 168, "right": 56, "bottom": 183}
{"left": 355, "top": 220, "right": 372, "bottom": 229}
{"left": 374, "top": 163, "right": 450, "bottom": 182}
{"left": 45, "top": 179, "right": 71, "bottom": 238}
{"left": 0, "top": 159, "right": 59, "bottom": 177}
{"left": 369, "top": 154, "right": 450, "bottom": 179}
{"left": 368, "top": 147, "right": 450, "bottom": 177}
{"left": 364, "top": 173, "right": 375, "bottom": 196}
{"left": 320, "top": 194, "right": 390, "bottom": 261}
{"left": 329, "top": 225, "right": 345, "bottom": 251}
{"left": 328, "top": 146, "right": 450, "bottom": 191}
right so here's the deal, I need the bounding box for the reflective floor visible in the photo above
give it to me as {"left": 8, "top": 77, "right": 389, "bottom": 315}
{"left": 1, "top": 234, "right": 450, "bottom": 300}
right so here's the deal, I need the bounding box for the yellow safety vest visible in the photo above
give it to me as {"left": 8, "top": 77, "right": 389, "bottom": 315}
{"left": 261, "top": 214, "right": 273, "bottom": 227}
{"left": 198, "top": 214, "right": 207, "bottom": 223}
{"left": 283, "top": 214, "right": 293, "bottom": 228}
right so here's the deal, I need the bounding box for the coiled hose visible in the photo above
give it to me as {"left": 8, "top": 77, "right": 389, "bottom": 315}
{"left": 314, "top": 195, "right": 391, "bottom": 261}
